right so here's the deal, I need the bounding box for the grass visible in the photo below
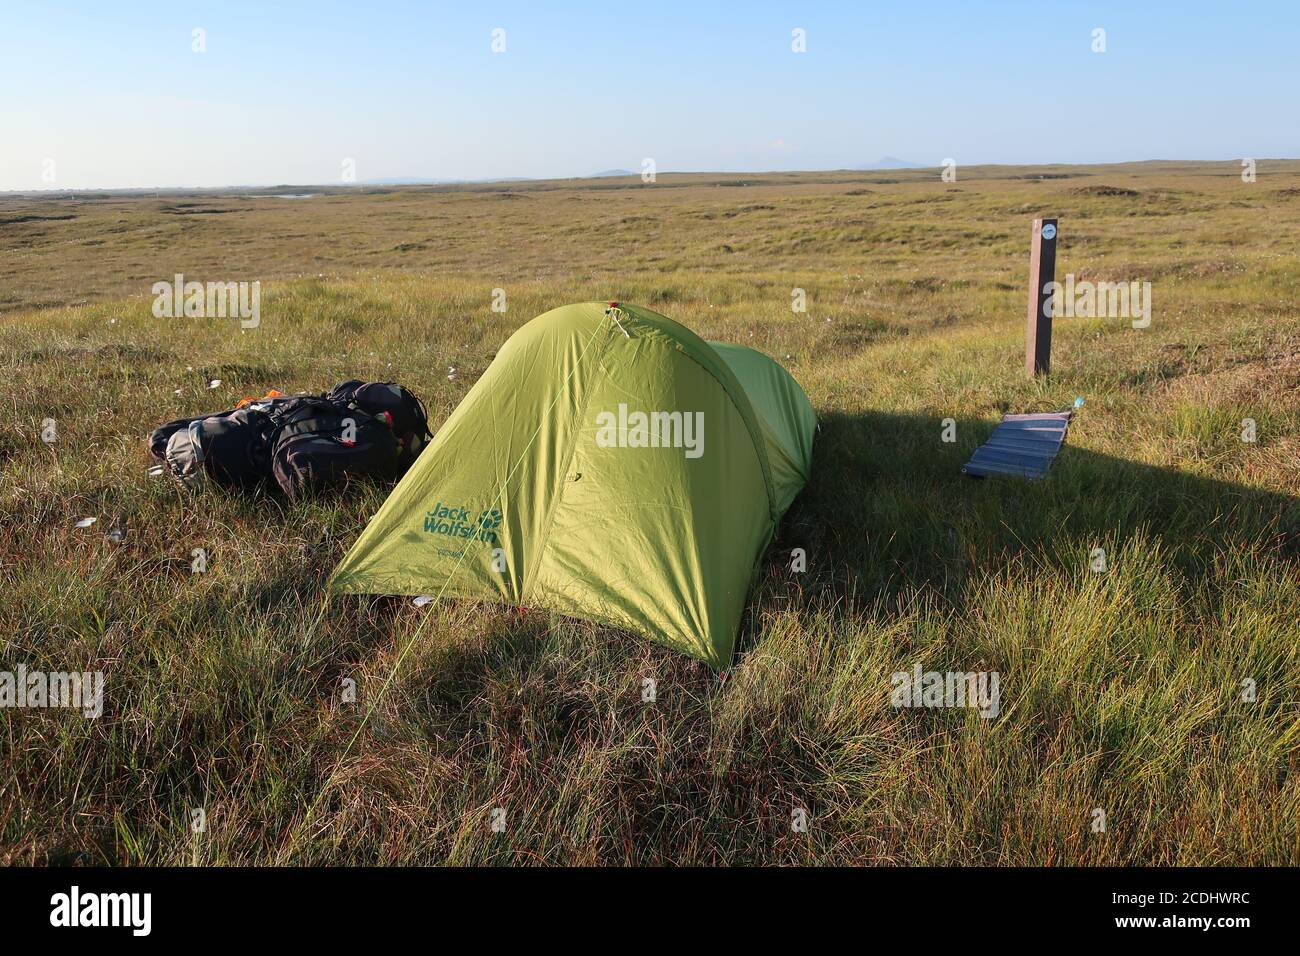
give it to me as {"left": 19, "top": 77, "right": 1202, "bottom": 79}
{"left": 2, "top": 160, "right": 1298, "bottom": 864}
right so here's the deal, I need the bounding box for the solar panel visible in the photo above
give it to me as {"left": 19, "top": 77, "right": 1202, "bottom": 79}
{"left": 961, "top": 411, "right": 1072, "bottom": 479}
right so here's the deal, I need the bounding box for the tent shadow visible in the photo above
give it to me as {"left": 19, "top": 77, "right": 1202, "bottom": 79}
{"left": 757, "top": 408, "right": 1299, "bottom": 637}
{"left": 218, "top": 408, "right": 1294, "bottom": 675}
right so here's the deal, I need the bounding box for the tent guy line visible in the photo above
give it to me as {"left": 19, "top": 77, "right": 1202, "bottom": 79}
{"left": 274, "top": 308, "right": 613, "bottom": 862}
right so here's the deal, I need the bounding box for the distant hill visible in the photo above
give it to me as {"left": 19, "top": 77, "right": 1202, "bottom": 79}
{"left": 590, "top": 169, "right": 635, "bottom": 178}
{"left": 362, "top": 176, "right": 535, "bottom": 186}
{"left": 859, "top": 157, "right": 927, "bottom": 170}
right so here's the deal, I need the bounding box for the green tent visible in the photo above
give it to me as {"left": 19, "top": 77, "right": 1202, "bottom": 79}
{"left": 329, "top": 302, "right": 815, "bottom": 667}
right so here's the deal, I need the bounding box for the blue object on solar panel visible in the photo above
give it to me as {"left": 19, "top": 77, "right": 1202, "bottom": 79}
{"left": 961, "top": 411, "right": 1073, "bottom": 479}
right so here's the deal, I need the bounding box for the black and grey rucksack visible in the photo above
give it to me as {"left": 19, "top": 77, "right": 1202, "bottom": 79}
{"left": 148, "top": 381, "right": 430, "bottom": 495}
{"left": 149, "top": 401, "right": 284, "bottom": 490}
{"left": 327, "top": 380, "right": 432, "bottom": 466}
{"left": 266, "top": 396, "right": 402, "bottom": 497}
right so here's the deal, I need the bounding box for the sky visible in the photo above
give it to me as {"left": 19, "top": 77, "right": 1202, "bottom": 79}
{"left": 2, "top": 0, "right": 1297, "bottom": 190}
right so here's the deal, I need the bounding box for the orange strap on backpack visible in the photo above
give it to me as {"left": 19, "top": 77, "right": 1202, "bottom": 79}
{"left": 236, "top": 389, "right": 285, "bottom": 408}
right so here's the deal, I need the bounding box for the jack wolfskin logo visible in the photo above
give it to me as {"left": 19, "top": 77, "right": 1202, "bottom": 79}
{"left": 423, "top": 502, "right": 502, "bottom": 544}
{"left": 594, "top": 404, "right": 704, "bottom": 459}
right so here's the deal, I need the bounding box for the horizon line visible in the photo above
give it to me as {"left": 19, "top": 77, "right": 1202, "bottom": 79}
{"left": 3, "top": 156, "right": 1295, "bottom": 196}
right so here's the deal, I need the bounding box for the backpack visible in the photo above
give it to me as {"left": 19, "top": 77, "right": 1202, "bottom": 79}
{"left": 149, "top": 383, "right": 426, "bottom": 495}
{"left": 150, "top": 404, "right": 282, "bottom": 490}
{"left": 327, "top": 380, "right": 432, "bottom": 466}
{"left": 267, "top": 396, "right": 402, "bottom": 497}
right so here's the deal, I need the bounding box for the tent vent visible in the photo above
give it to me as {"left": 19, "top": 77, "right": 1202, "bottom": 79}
{"left": 605, "top": 304, "right": 631, "bottom": 338}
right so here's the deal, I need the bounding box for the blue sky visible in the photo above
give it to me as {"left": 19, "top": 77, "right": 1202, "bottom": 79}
{"left": 2, "top": 0, "right": 1296, "bottom": 189}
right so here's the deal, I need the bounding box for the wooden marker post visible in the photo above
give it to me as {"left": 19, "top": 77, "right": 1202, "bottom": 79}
{"left": 1025, "top": 217, "right": 1058, "bottom": 376}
